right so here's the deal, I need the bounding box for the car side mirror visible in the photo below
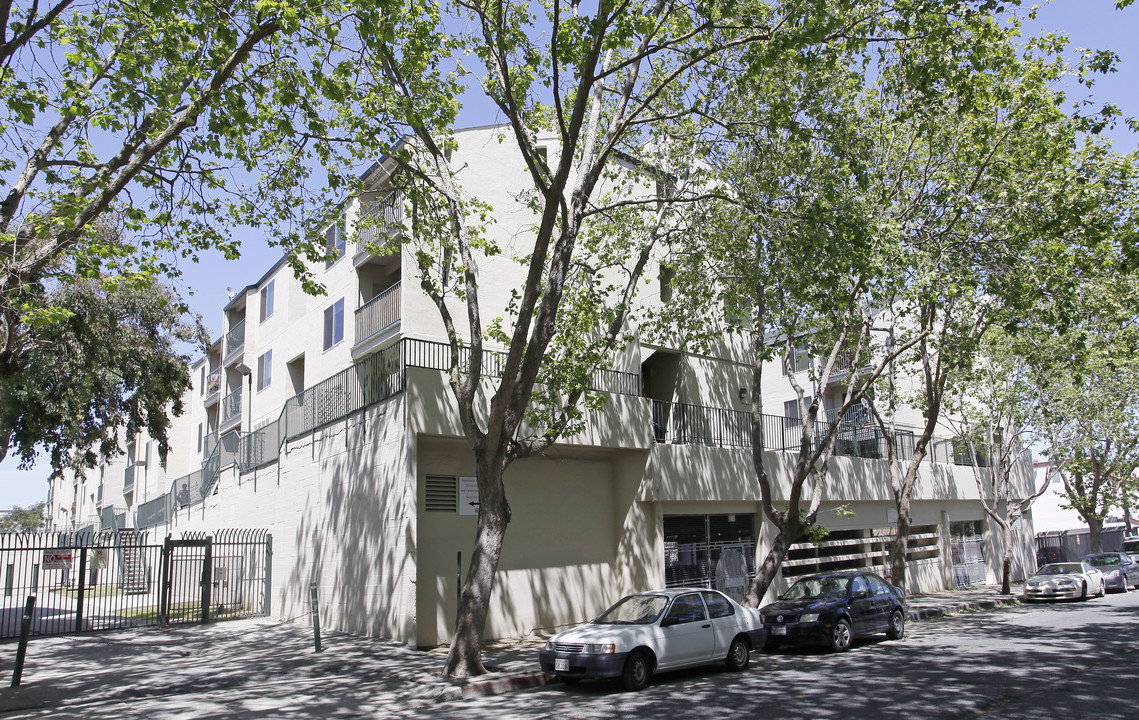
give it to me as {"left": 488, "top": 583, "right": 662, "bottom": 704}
{"left": 853, "top": 590, "right": 870, "bottom": 600}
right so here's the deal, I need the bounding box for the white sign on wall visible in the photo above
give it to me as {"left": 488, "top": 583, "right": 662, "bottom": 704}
{"left": 459, "top": 476, "right": 479, "bottom": 516}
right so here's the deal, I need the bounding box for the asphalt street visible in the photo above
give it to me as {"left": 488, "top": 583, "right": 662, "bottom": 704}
{"left": 1, "top": 587, "right": 1135, "bottom": 719}
{"left": 417, "top": 590, "right": 1139, "bottom": 720}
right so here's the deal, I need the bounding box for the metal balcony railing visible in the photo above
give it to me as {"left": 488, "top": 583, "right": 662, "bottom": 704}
{"left": 221, "top": 388, "right": 242, "bottom": 423}
{"left": 206, "top": 368, "right": 222, "bottom": 397}
{"left": 355, "top": 192, "right": 404, "bottom": 255}
{"left": 124, "top": 464, "right": 139, "bottom": 493}
{"left": 224, "top": 319, "right": 245, "bottom": 360}
{"left": 355, "top": 282, "right": 401, "bottom": 345}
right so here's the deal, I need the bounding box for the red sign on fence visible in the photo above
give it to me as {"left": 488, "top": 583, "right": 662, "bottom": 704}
{"left": 42, "top": 550, "right": 73, "bottom": 570}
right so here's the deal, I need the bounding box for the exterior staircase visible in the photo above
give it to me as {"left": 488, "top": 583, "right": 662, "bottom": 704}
{"left": 117, "top": 530, "right": 150, "bottom": 595}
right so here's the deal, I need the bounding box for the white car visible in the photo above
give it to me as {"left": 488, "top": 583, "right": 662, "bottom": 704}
{"left": 1023, "top": 562, "right": 1106, "bottom": 601}
{"left": 538, "top": 588, "right": 766, "bottom": 691}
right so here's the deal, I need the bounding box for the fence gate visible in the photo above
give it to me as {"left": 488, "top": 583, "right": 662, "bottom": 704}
{"left": 0, "top": 529, "right": 270, "bottom": 639}
{"left": 159, "top": 537, "right": 212, "bottom": 625}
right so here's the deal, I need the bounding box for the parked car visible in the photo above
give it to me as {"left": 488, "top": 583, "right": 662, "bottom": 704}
{"left": 538, "top": 588, "right": 765, "bottom": 691}
{"left": 1083, "top": 552, "right": 1139, "bottom": 592}
{"left": 1023, "top": 562, "right": 1105, "bottom": 601}
{"left": 759, "top": 571, "right": 906, "bottom": 653}
{"left": 1121, "top": 537, "right": 1139, "bottom": 563}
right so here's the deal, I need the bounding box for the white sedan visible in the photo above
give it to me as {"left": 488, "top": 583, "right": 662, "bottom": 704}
{"left": 1023, "top": 562, "right": 1106, "bottom": 601}
{"left": 538, "top": 588, "right": 766, "bottom": 691}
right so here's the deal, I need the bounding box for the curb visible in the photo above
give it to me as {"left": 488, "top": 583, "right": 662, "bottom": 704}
{"left": 907, "top": 596, "right": 1022, "bottom": 622}
{"left": 462, "top": 670, "right": 555, "bottom": 698}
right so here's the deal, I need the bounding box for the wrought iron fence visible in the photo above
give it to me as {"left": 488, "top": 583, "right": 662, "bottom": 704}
{"left": 0, "top": 529, "right": 270, "bottom": 639}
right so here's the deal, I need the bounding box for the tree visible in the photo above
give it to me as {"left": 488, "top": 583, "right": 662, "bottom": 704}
{"left": 305, "top": 0, "right": 797, "bottom": 677}
{"left": 946, "top": 329, "right": 1047, "bottom": 594}
{"left": 0, "top": 502, "right": 45, "bottom": 532}
{"left": 0, "top": 239, "right": 206, "bottom": 474}
{"left": 1, "top": 0, "right": 361, "bottom": 380}
{"left": 1022, "top": 273, "right": 1139, "bottom": 552}
{"left": 857, "top": 26, "right": 1132, "bottom": 591}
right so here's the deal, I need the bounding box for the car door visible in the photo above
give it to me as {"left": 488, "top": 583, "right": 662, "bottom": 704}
{"left": 865, "top": 574, "right": 896, "bottom": 631}
{"left": 701, "top": 591, "right": 741, "bottom": 657}
{"left": 848, "top": 575, "right": 876, "bottom": 633}
{"left": 656, "top": 592, "right": 715, "bottom": 669}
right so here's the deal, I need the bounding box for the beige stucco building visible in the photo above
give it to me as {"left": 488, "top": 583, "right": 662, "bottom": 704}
{"left": 45, "top": 125, "right": 1039, "bottom": 647}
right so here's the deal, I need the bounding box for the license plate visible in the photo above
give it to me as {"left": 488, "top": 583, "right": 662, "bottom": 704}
{"left": 771, "top": 626, "right": 787, "bottom": 635}
{"left": 555, "top": 658, "right": 569, "bottom": 672}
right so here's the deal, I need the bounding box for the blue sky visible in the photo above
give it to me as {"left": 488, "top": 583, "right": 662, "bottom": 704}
{"left": 2, "top": 0, "right": 1136, "bottom": 509}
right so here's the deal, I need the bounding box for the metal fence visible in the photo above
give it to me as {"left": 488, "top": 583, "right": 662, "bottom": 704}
{"left": 0, "top": 529, "right": 270, "bottom": 639}
{"left": 1035, "top": 528, "right": 1126, "bottom": 566}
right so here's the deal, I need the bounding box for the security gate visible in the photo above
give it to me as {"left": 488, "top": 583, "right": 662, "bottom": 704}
{"left": 159, "top": 537, "right": 213, "bottom": 625}
{"left": 0, "top": 529, "right": 270, "bottom": 639}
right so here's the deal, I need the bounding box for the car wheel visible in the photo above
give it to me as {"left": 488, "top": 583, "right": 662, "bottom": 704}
{"left": 621, "top": 651, "right": 651, "bottom": 692}
{"left": 1097, "top": 580, "right": 1106, "bottom": 597}
{"left": 829, "top": 619, "right": 852, "bottom": 653}
{"left": 725, "top": 636, "right": 750, "bottom": 671}
{"left": 1080, "top": 581, "right": 1088, "bottom": 601}
{"left": 886, "top": 609, "right": 905, "bottom": 640}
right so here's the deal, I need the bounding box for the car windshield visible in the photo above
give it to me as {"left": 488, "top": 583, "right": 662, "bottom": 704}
{"left": 594, "top": 595, "right": 669, "bottom": 625}
{"left": 1123, "top": 540, "right": 1139, "bottom": 554}
{"left": 1037, "top": 564, "right": 1083, "bottom": 576}
{"left": 782, "top": 576, "right": 851, "bottom": 601}
{"left": 1087, "top": 555, "right": 1120, "bottom": 567}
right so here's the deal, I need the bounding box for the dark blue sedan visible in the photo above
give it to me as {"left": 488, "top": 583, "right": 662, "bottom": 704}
{"left": 760, "top": 571, "right": 907, "bottom": 652}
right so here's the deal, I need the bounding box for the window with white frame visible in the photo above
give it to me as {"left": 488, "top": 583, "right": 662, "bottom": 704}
{"left": 325, "top": 220, "right": 346, "bottom": 268}
{"left": 259, "top": 279, "right": 274, "bottom": 322}
{"left": 257, "top": 349, "right": 272, "bottom": 390}
{"left": 323, "top": 299, "right": 344, "bottom": 350}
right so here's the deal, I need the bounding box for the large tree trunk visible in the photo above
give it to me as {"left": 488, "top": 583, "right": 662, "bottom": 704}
{"left": 745, "top": 525, "right": 794, "bottom": 607}
{"left": 1000, "top": 520, "right": 1013, "bottom": 595}
{"left": 1088, "top": 516, "right": 1104, "bottom": 554}
{"left": 443, "top": 456, "right": 511, "bottom": 678}
{"left": 890, "top": 496, "right": 912, "bottom": 591}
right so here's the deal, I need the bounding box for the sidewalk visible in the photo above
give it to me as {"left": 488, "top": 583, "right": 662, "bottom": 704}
{"left": 0, "top": 584, "right": 1024, "bottom": 718}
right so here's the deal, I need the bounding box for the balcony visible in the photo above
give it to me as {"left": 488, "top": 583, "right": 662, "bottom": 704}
{"left": 354, "top": 192, "right": 403, "bottom": 258}
{"left": 224, "top": 319, "right": 246, "bottom": 364}
{"left": 123, "top": 463, "right": 143, "bottom": 493}
{"left": 204, "top": 368, "right": 222, "bottom": 405}
{"left": 355, "top": 282, "right": 401, "bottom": 351}
{"left": 220, "top": 388, "right": 243, "bottom": 430}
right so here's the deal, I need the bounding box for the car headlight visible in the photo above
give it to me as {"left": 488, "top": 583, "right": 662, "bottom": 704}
{"left": 1108, "top": 569, "right": 1122, "bottom": 577}
{"left": 1055, "top": 580, "right": 1077, "bottom": 587}
{"left": 1025, "top": 581, "right": 1039, "bottom": 588}
{"left": 799, "top": 613, "right": 820, "bottom": 623}
{"left": 545, "top": 640, "right": 555, "bottom": 650}
{"left": 586, "top": 643, "right": 615, "bottom": 654}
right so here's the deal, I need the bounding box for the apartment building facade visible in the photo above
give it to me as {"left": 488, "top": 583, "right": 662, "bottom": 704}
{"left": 45, "top": 125, "right": 1038, "bottom": 647}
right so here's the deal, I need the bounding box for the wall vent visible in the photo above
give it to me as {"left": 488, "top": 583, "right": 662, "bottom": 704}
{"left": 425, "top": 475, "right": 458, "bottom": 512}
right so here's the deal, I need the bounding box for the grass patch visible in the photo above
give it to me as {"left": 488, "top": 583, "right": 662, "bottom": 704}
{"left": 119, "top": 602, "right": 200, "bottom": 621}
{"left": 49, "top": 585, "right": 126, "bottom": 599}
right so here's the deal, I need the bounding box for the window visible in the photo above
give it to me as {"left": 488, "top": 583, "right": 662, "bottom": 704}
{"left": 257, "top": 350, "right": 272, "bottom": 391}
{"left": 663, "top": 593, "right": 706, "bottom": 625}
{"left": 197, "top": 424, "right": 203, "bottom": 453}
{"left": 325, "top": 220, "right": 346, "bottom": 268}
{"left": 784, "top": 397, "right": 813, "bottom": 426}
{"left": 701, "top": 591, "right": 735, "bottom": 619}
{"left": 783, "top": 346, "right": 813, "bottom": 375}
{"left": 323, "top": 299, "right": 344, "bottom": 350}
{"left": 259, "top": 279, "right": 274, "bottom": 322}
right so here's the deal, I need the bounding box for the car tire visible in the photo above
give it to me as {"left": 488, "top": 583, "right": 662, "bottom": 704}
{"left": 886, "top": 609, "right": 905, "bottom": 640}
{"left": 829, "top": 619, "right": 852, "bottom": 653}
{"left": 1080, "top": 581, "right": 1088, "bottom": 600}
{"left": 621, "top": 651, "right": 651, "bottom": 692}
{"left": 1097, "top": 580, "right": 1106, "bottom": 597}
{"left": 725, "top": 636, "right": 750, "bottom": 671}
